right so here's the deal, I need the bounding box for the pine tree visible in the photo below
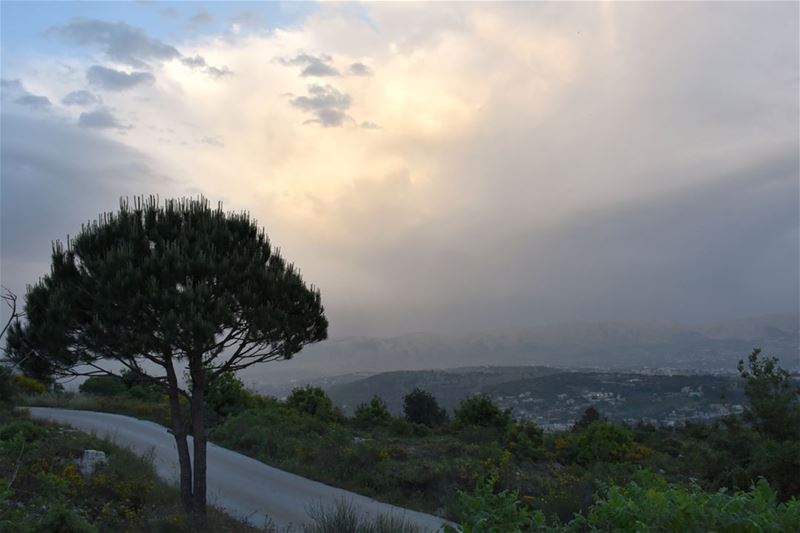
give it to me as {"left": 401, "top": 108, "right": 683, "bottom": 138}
{"left": 5, "top": 197, "right": 328, "bottom": 528}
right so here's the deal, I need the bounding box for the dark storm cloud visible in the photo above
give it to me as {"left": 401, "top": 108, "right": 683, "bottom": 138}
{"left": 348, "top": 62, "right": 372, "bottom": 76}
{"left": 61, "top": 90, "right": 102, "bottom": 106}
{"left": 49, "top": 19, "right": 181, "bottom": 68}
{"left": 86, "top": 65, "right": 155, "bottom": 91}
{"left": 279, "top": 53, "right": 340, "bottom": 77}
{"left": 78, "top": 107, "right": 127, "bottom": 130}
{"left": 289, "top": 84, "right": 352, "bottom": 127}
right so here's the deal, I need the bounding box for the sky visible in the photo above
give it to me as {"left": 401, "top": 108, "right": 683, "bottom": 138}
{"left": 1, "top": 1, "right": 798, "bottom": 339}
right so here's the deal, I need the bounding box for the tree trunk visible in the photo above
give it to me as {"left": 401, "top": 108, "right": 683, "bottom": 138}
{"left": 190, "top": 359, "right": 208, "bottom": 530}
{"left": 165, "top": 356, "right": 193, "bottom": 517}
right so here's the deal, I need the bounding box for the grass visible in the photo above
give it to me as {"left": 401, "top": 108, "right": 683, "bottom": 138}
{"left": 23, "top": 392, "right": 175, "bottom": 427}
{"left": 303, "top": 499, "right": 425, "bottom": 533}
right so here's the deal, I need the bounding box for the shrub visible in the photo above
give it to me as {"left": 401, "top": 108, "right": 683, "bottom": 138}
{"left": 14, "top": 374, "right": 46, "bottom": 395}
{"left": 738, "top": 348, "right": 800, "bottom": 441}
{"left": 354, "top": 396, "right": 392, "bottom": 427}
{"left": 0, "top": 419, "right": 48, "bottom": 442}
{"left": 33, "top": 503, "right": 97, "bottom": 533}
{"left": 447, "top": 475, "right": 532, "bottom": 533}
{"left": 505, "top": 421, "right": 544, "bottom": 461}
{"left": 205, "top": 372, "right": 254, "bottom": 420}
{"left": 403, "top": 388, "right": 448, "bottom": 427}
{"left": 575, "top": 475, "right": 800, "bottom": 532}
{"left": 572, "top": 406, "right": 601, "bottom": 431}
{"left": 454, "top": 395, "right": 511, "bottom": 432}
{"left": 287, "top": 386, "right": 336, "bottom": 418}
{"left": 0, "top": 366, "right": 15, "bottom": 406}
{"left": 571, "top": 421, "right": 636, "bottom": 465}
{"left": 79, "top": 376, "right": 127, "bottom": 397}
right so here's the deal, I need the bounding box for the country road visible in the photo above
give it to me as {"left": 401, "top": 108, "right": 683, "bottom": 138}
{"left": 26, "top": 407, "right": 453, "bottom": 531}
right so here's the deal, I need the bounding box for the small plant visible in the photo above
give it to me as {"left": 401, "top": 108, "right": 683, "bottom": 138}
{"left": 304, "top": 499, "right": 422, "bottom": 533}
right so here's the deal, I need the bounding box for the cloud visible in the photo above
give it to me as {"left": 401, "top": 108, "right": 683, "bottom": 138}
{"left": 205, "top": 65, "right": 233, "bottom": 78}
{"left": 289, "top": 84, "right": 352, "bottom": 127}
{"left": 360, "top": 121, "right": 380, "bottom": 129}
{"left": 61, "top": 90, "right": 102, "bottom": 106}
{"left": 231, "top": 11, "right": 264, "bottom": 30}
{"left": 279, "top": 53, "right": 340, "bottom": 77}
{"left": 181, "top": 55, "right": 234, "bottom": 78}
{"left": 180, "top": 55, "right": 207, "bottom": 68}
{"left": 348, "top": 62, "right": 372, "bottom": 76}
{"left": 1, "top": 113, "right": 178, "bottom": 308}
{"left": 187, "top": 10, "right": 213, "bottom": 30}
{"left": 14, "top": 94, "right": 51, "bottom": 109}
{"left": 49, "top": 19, "right": 181, "bottom": 68}
{"left": 1, "top": 79, "right": 51, "bottom": 110}
{"left": 86, "top": 65, "right": 155, "bottom": 91}
{"left": 199, "top": 136, "right": 224, "bottom": 147}
{"left": 5, "top": 2, "right": 797, "bottom": 339}
{"left": 50, "top": 19, "right": 233, "bottom": 80}
{"left": 78, "top": 106, "right": 128, "bottom": 129}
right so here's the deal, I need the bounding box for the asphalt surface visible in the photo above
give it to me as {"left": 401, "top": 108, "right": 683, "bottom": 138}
{"left": 26, "top": 407, "right": 453, "bottom": 531}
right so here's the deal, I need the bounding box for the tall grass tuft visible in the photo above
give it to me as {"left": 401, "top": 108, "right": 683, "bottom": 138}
{"left": 303, "top": 499, "right": 425, "bottom": 533}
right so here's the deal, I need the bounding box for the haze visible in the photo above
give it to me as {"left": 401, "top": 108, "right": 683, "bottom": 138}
{"left": 1, "top": 1, "right": 798, "bottom": 341}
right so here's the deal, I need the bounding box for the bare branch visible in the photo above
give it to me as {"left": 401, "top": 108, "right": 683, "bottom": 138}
{"left": 0, "top": 287, "right": 20, "bottom": 341}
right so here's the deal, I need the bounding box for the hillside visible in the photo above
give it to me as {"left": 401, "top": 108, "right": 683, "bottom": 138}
{"left": 244, "top": 313, "right": 799, "bottom": 388}
{"left": 321, "top": 367, "right": 749, "bottom": 429}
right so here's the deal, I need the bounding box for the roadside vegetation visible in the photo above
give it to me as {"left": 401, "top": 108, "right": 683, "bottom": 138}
{"left": 10, "top": 348, "right": 799, "bottom": 531}
{"left": 0, "top": 409, "right": 265, "bottom": 532}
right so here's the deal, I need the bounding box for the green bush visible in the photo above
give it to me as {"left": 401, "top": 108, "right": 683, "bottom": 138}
{"left": 0, "top": 419, "right": 48, "bottom": 442}
{"left": 738, "top": 348, "right": 800, "bottom": 441}
{"left": 446, "top": 475, "right": 533, "bottom": 533}
{"left": 403, "top": 388, "right": 448, "bottom": 427}
{"left": 354, "top": 395, "right": 392, "bottom": 427}
{"left": 572, "top": 406, "right": 601, "bottom": 431}
{"left": 454, "top": 395, "right": 511, "bottom": 432}
{"left": 505, "top": 421, "right": 544, "bottom": 461}
{"left": 14, "top": 374, "right": 46, "bottom": 395}
{"left": 33, "top": 502, "right": 97, "bottom": 533}
{"left": 575, "top": 475, "right": 800, "bottom": 532}
{"left": 571, "top": 421, "right": 639, "bottom": 465}
{"left": 0, "top": 366, "right": 16, "bottom": 406}
{"left": 205, "top": 372, "right": 254, "bottom": 420}
{"left": 287, "top": 386, "right": 336, "bottom": 418}
{"left": 79, "top": 376, "right": 127, "bottom": 397}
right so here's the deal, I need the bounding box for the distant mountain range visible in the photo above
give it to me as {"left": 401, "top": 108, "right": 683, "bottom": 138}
{"left": 242, "top": 313, "right": 799, "bottom": 389}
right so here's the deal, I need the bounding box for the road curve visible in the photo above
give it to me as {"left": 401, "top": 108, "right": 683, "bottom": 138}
{"left": 26, "top": 407, "right": 453, "bottom": 531}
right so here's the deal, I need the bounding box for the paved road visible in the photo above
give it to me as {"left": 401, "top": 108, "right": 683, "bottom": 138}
{"left": 26, "top": 407, "right": 452, "bottom": 531}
